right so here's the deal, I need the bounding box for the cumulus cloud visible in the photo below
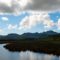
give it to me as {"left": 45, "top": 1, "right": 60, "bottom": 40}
{"left": 0, "top": 0, "right": 32, "bottom": 15}
{"left": 1, "top": 17, "right": 8, "bottom": 21}
{"left": 0, "top": 29, "right": 3, "bottom": 32}
{"left": 0, "top": 0, "right": 60, "bottom": 15}
{"left": 19, "top": 11, "right": 54, "bottom": 30}
{"left": 43, "top": 20, "right": 54, "bottom": 28}
{"left": 8, "top": 24, "right": 17, "bottom": 30}
{"left": 26, "top": 0, "right": 60, "bottom": 11}
{"left": 57, "top": 19, "right": 60, "bottom": 30}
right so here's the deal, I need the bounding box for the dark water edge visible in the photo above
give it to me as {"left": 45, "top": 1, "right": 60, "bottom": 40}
{"left": 0, "top": 40, "right": 59, "bottom": 56}
{"left": 0, "top": 40, "right": 60, "bottom": 56}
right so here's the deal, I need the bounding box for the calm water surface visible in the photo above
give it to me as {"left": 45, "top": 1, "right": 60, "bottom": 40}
{"left": 0, "top": 44, "right": 60, "bottom": 60}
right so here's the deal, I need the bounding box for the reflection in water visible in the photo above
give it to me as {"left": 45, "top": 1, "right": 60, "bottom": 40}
{"left": 0, "top": 44, "right": 10, "bottom": 60}
{"left": 0, "top": 44, "right": 60, "bottom": 60}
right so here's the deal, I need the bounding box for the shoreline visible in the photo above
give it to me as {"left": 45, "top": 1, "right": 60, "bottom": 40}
{"left": 2, "top": 40, "right": 60, "bottom": 56}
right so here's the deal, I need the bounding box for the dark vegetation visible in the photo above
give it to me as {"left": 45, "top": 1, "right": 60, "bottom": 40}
{"left": 0, "top": 31, "right": 60, "bottom": 56}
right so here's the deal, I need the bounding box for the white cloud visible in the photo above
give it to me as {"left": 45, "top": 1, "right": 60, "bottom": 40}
{"left": 19, "top": 11, "right": 54, "bottom": 30}
{"left": 8, "top": 24, "right": 17, "bottom": 30}
{"left": 0, "top": 0, "right": 32, "bottom": 15}
{"left": 0, "top": 29, "right": 3, "bottom": 32}
{"left": 2, "top": 17, "right": 8, "bottom": 21}
{"left": 0, "top": 0, "right": 60, "bottom": 15}
{"left": 57, "top": 19, "right": 60, "bottom": 30}
{"left": 43, "top": 20, "right": 54, "bottom": 28}
{"left": 0, "top": 0, "right": 11, "bottom": 6}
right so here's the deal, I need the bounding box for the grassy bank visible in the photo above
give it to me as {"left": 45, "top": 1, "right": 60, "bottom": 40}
{"left": 1, "top": 39, "right": 60, "bottom": 56}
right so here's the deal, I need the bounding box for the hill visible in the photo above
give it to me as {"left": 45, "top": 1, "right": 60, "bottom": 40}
{"left": 0, "top": 30, "right": 59, "bottom": 40}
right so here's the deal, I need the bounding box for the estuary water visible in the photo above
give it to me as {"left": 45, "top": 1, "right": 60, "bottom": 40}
{"left": 0, "top": 44, "right": 60, "bottom": 60}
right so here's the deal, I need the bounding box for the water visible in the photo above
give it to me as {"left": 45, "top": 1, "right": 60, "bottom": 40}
{"left": 0, "top": 44, "right": 60, "bottom": 60}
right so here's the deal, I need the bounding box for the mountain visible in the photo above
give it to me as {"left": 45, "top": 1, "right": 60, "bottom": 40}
{"left": 0, "top": 30, "right": 59, "bottom": 40}
{"left": 43, "top": 31, "right": 57, "bottom": 35}
{"left": 6, "top": 33, "right": 20, "bottom": 40}
{"left": 20, "top": 32, "right": 40, "bottom": 39}
{"left": 20, "top": 31, "right": 58, "bottom": 38}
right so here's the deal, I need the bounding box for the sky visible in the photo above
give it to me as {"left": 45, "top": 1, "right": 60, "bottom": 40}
{"left": 0, "top": 0, "right": 60, "bottom": 35}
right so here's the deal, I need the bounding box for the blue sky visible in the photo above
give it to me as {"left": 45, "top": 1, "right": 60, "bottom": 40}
{"left": 0, "top": 11, "right": 60, "bottom": 35}
{"left": 0, "top": 0, "right": 60, "bottom": 35}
